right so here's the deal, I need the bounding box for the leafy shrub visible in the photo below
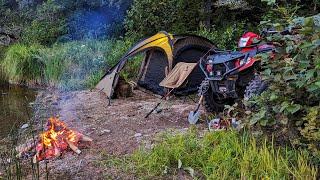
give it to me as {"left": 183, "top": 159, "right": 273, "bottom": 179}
{"left": 115, "top": 130, "right": 317, "bottom": 179}
{"left": 21, "top": 0, "right": 66, "bottom": 45}
{"left": 22, "top": 19, "right": 66, "bottom": 45}
{"left": 1, "top": 43, "right": 44, "bottom": 84}
{"left": 196, "top": 22, "right": 247, "bottom": 49}
{"left": 125, "top": 0, "right": 203, "bottom": 36}
{"left": 246, "top": 14, "right": 320, "bottom": 160}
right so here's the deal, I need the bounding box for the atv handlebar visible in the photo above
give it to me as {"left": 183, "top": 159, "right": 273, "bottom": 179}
{"left": 261, "top": 27, "right": 301, "bottom": 37}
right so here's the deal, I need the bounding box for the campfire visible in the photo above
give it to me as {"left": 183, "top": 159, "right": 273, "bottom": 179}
{"left": 16, "top": 117, "right": 92, "bottom": 163}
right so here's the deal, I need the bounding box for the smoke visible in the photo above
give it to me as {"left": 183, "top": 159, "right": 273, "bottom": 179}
{"left": 53, "top": 1, "right": 133, "bottom": 91}
{"left": 66, "top": 2, "right": 132, "bottom": 40}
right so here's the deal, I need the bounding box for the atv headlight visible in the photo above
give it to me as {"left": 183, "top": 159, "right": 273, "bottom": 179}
{"left": 240, "top": 57, "right": 250, "bottom": 66}
{"left": 239, "top": 59, "right": 246, "bottom": 66}
{"left": 238, "top": 37, "right": 250, "bottom": 48}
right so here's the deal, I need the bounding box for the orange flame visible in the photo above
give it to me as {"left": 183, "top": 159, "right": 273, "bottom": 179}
{"left": 36, "top": 117, "right": 82, "bottom": 161}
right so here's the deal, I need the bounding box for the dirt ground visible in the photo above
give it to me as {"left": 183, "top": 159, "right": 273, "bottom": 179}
{"left": 29, "top": 89, "right": 205, "bottom": 179}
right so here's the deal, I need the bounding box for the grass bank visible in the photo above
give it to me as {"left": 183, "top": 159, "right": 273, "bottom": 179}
{"left": 0, "top": 37, "right": 141, "bottom": 90}
{"left": 101, "top": 129, "right": 318, "bottom": 179}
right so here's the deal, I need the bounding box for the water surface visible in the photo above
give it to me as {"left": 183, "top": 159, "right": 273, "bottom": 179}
{"left": 0, "top": 85, "right": 37, "bottom": 139}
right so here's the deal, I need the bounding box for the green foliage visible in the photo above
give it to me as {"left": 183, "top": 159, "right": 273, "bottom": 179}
{"left": 125, "top": 0, "right": 203, "bottom": 36}
{"left": 0, "top": 35, "right": 142, "bottom": 89}
{"left": 261, "top": 0, "right": 276, "bottom": 6}
{"left": 196, "top": 22, "right": 247, "bottom": 49}
{"left": 104, "top": 130, "right": 317, "bottom": 179}
{"left": 21, "top": 0, "right": 66, "bottom": 45}
{"left": 104, "top": 36, "right": 143, "bottom": 80}
{"left": 1, "top": 43, "right": 44, "bottom": 84}
{"left": 246, "top": 14, "right": 320, "bottom": 159}
{"left": 41, "top": 40, "right": 112, "bottom": 90}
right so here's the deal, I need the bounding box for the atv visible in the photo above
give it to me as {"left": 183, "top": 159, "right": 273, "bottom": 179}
{"left": 198, "top": 30, "right": 291, "bottom": 112}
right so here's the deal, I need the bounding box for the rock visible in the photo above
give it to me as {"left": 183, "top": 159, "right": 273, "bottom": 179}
{"left": 99, "top": 129, "right": 111, "bottom": 136}
{"left": 21, "top": 123, "right": 29, "bottom": 129}
{"left": 134, "top": 133, "right": 142, "bottom": 138}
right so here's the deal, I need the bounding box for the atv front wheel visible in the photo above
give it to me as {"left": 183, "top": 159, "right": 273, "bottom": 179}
{"left": 203, "top": 87, "right": 231, "bottom": 113}
{"left": 244, "top": 75, "right": 267, "bottom": 100}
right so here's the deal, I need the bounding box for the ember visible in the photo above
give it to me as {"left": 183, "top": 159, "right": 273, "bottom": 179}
{"left": 32, "top": 117, "right": 92, "bottom": 163}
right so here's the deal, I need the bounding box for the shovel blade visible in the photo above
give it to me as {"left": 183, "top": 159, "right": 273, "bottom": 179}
{"left": 188, "top": 111, "right": 200, "bottom": 124}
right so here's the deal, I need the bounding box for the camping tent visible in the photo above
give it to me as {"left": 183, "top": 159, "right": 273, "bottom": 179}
{"left": 96, "top": 31, "right": 215, "bottom": 98}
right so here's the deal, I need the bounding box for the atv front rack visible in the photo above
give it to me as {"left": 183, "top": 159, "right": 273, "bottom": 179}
{"left": 199, "top": 52, "right": 250, "bottom": 81}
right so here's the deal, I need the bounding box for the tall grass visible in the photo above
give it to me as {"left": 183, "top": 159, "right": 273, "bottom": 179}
{"left": 41, "top": 40, "right": 112, "bottom": 90}
{"left": 1, "top": 44, "right": 44, "bottom": 85}
{"left": 127, "top": 129, "right": 318, "bottom": 179}
{"left": 0, "top": 36, "right": 143, "bottom": 90}
{"left": 0, "top": 46, "right": 8, "bottom": 85}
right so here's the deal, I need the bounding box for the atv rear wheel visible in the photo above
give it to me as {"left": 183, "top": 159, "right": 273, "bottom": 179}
{"left": 244, "top": 75, "right": 267, "bottom": 100}
{"left": 203, "top": 87, "right": 230, "bottom": 113}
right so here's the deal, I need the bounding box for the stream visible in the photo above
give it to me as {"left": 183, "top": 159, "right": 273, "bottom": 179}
{"left": 0, "top": 85, "right": 37, "bottom": 139}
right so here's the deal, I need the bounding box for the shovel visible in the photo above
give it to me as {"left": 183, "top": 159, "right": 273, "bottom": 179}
{"left": 188, "top": 95, "right": 204, "bottom": 124}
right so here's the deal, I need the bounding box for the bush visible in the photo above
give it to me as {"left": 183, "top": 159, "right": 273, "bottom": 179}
{"left": 245, "top": 14, "right": 320, "bottom": 161}
{"left": 1, "top": 43, "right": 45, "bottom": 84}
{"left": 103, "top": 129, "right": 317, "bottom": 179}
{"left": 196, "top": 22, "right": 248, "bottom": 49}
{"left": 125, "top": 0, "right": 203, "bottom": 36}
{"left": 21, "top": 0, "right": 66, "bottom": 45}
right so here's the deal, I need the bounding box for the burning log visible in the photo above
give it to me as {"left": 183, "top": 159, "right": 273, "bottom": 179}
{"left": 30, "top": 117, "right": 92, "bottom": 163}
{"left": 81, "top": 135, "right": 93, "bottom": 142}
{"left": 66, "top": 139, "right": 81, "bottom": 154}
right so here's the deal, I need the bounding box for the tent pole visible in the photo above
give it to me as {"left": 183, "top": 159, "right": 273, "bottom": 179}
{"left": 144, "top": 88, "right": 174, "bottom": 118}
{"left": 107, "top": 96, "right": 111, "bottom": 106}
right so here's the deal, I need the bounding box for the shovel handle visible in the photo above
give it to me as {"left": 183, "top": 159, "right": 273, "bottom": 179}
{"left": 194, "top": 95, "right": 204, "bottom": 113}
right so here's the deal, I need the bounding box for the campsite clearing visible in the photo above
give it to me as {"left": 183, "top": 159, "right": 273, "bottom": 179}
{"left": 30, "top": 89, "right": 205, "bottom": 179}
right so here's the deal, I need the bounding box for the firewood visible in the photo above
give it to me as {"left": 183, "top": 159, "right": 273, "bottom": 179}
{"left": 66, "top": 139, "right": 81, "bottom": 154}
{"left": 33, "top": 152, "right": 39, "bottom": 164}
{"left": 81, "top": 134, "right": 93, "bottom": 142}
